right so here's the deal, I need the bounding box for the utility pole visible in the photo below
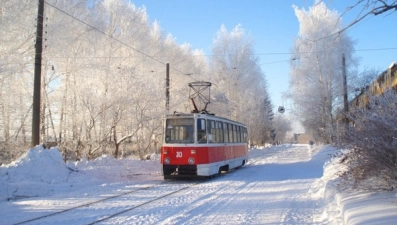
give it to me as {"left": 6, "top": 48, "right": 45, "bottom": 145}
{"left": 342, "top": 53, "right": 349, "bottom": 125}
{"left": 32, "top": 0, "right": 44, "bottom": 147}
{"left": 165, "top": 63, "right": 170, "bottom": 113}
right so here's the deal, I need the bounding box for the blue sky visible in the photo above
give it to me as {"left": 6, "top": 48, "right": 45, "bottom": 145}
{"left": 131, "top": 0, "right": 397, "bottom": 115}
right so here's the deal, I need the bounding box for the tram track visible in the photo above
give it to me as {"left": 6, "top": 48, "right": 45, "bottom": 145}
{"left": 12, "top": 156, "right": 261, "bottom": 225}
{"left": 12, "top": 182, "right": 161, "bottom": 225}
{"left": 12, "top": 179, "right": 207, "bottom": 225}
{"left": 87, "top": 180, "right": 204, "bottom": 225}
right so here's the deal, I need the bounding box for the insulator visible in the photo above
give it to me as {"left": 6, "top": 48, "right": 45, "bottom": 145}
{"left": 278, "top": 106, "right": 285, "bottom": 114}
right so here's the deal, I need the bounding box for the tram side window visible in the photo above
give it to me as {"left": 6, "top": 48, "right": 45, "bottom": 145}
{"left": 207, "top": 120, "right": 215, "bottom": 143}
{"left": 234, "top": 126, "right": 238, "bottom": 143}
{"left": 165, "top": 118, "right": 194, "bottom": 144}
{"left": 223, "top": 122, "right": 229, "bottom": 143}
{"left": 240, "top": 126, "right": 243, "bottom": 142}
{"left": 197, "top": 118, "right": 207, "bottom": 144}
{"left": 237, "top": 126, "right": 241, "bottom": 143}
{"left": 239, "top": 126, "right": 243, "bottom": 143}
{"left": 233, "top": 125, "right": 237, "bottom": 143}
{"left": 216, "top": 121, "right": 223, "bottom": 143}
{"left": 228, "top": 123, "right": 234, "bottom": 143}
{"left": 243, "top": 127, "right": 247, "bottom": 143}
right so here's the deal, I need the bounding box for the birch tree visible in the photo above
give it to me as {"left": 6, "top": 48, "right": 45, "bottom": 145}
{"left": 0, "top": 0, "right": 36, "bottom": 162}
{"left": 290, "top": 1, "right": 356, "bottom": 143}
{"left": 209, "top": 24, "right": 273, "bottom": 145}
{"left": 0, "top": 0, "right": 218, "bottom": 163}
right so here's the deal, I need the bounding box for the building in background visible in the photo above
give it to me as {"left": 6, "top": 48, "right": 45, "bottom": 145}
{"left": 294, "top": 133, "right": 314, "bottom": 145}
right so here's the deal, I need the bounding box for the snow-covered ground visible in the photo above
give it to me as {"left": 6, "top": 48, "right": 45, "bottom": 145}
{"left": 1, "top": 144, "right": 396, "bottom": 224}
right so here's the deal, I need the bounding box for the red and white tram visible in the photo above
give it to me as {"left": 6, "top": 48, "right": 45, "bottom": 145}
{"left": 161, "top": 112, "right": 248, "bottom": 179}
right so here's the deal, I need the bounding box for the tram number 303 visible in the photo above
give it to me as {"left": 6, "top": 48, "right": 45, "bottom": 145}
{"left": 176, "top": 151, "right": 183, "bottom": 158}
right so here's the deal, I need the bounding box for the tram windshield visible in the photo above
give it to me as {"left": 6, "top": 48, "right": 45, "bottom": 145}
{"left": 165, "top": 118, "right": 194, "bottom": 144}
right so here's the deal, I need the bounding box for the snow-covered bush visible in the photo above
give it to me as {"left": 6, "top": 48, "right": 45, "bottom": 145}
{"left": 335, "top": 89, "right": 397, "bottom": 190}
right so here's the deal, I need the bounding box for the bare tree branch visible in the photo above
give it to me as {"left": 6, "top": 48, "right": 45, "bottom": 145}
{"left": 340, "top": 0, "right": 397, "bottom": 34}
{"left": 313, "top": 0, "right": 396, "bottom": 42}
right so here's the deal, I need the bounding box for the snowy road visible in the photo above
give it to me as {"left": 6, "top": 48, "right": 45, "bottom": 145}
{"left": 2, "top": 144, "right": 333, "bottom": 225}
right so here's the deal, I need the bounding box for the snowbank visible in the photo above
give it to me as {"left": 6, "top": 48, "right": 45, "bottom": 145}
{"left": 1, "top": 145, "right": 396, "bottom": 224}
{"left": 0, "top": 145, "right": 162, "bottom": 201}
{"left": 310, "top": 146, "right": 397, "bottom": 224}
{"left": 1, "top": 145, "right": 70, "bottom": 183}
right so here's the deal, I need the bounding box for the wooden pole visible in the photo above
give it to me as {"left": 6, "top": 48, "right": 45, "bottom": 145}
{"left": 342, "top": 53, "right": 349, "bottom": 124}
{"left": 165, "top": 63, "right": 170, "bottom": 113}
{"left": 32, "top": 0, "right": 44, "bottom": 147}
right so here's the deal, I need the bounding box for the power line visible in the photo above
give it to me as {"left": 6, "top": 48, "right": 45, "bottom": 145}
{"left": 196, "top": 47, "right": 397, "bottom": 57}
{"left": 259, "top": 59, "right": 291, "bottom": 65}
{"left": 355, "top": 47, "right": 397, "bottom": 52}
{"left": 256, "top": 48, "right": 397, "bottom": 67}
{"left": 43, "top": 1, "right": 190, "bottom": 77}
{"left": 42, "top": 2, "right": 397, "bottom": 72}
{"left": 258, "top": 47, "right": 397, "bottom": 55}
{"left": 42, "top": 46, "right": 397, "bottom": 59}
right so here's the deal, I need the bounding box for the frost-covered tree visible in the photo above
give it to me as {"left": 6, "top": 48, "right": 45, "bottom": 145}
{"left": 348, "top": 68, "right": 380, "bottom": 100}
{"left": 209, "top": 24, "right": 273, "bottom": 145}
{"left": 0, "top": 0, "right": 209, "bottom": 162}
{"left": 290, "top": 1, "right": 357, "bottom": 143}
{"left": 0, "top": 0, "right": 37, "bottom": 162}
{"left": 334, "top": 89, "right": 397, "bottom": 190}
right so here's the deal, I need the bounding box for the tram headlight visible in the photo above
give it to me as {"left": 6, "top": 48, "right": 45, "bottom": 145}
{"left": 164, "top": 157, "right": 171, "bottom": 164}
{"left": 188, "top": 157, "right": 195, "bottom": 165}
